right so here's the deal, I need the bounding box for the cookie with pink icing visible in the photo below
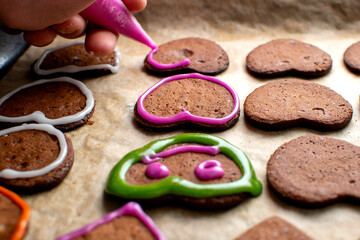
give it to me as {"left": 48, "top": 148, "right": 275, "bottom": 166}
{"left": 32, "top": 41, "right": 120, "bottom": 78}
{"left": 134, "top": 73, "right": 240, "bottom": 131}
{"left": 0, "top": 124, "right": 74, "bottom": 192}
{"left": 144, "top": 37, "right": 229, "bottom": 76}
{"left": 56, "top": 202, "right": 166, "bottom": 240}
{"left": 0, "top": 77, "right": 95, "bottom": 131}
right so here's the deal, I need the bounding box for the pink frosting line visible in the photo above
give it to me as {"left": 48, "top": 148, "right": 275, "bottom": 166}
{"left": 56, "top": 202, "right": 166, "bottom": 240}
{"left": 137, "top": 73, "right": 240, "bottom": 125}
{"left": 142, "top": 145, "right": 220, "bottom": 164}
{"left": 147, "top": 47, "right": 191, "bottom": 69}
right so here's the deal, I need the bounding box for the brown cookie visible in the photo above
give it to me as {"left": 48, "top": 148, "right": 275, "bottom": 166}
{"left": 246, "top": 39, "right": 332, "bottom": 78}
{"left": 267, "top": 135, "right": 360, "bottom": 207}
{"left": 243, "top": 79, "right": 353, "bottom": 131}
{"left": 144, "top": 37, "right": 229, "bottom": 76}
{"left": 32, "top": 42, "right": 120, "bottom": 78}
{"left": 0, "top": 77, "right": 95, "bottom": 132}
{"left": 56, "top": 202, "right": 166, "bottom": 240}
{"left": 0, "top": 124, "right": 74, "bottom": 193}
{"left": 134, "top": 73, "right": 240, "bottom": 132}
{"left": 0, "top": 186, "right": 30, "bottom": 240}
{"left": 344, "top": 41, "right": 360, "bottom": 74}
{"left": 234, "top": 216, "right": 313, "bottom": 240}
{"left": 106, "top": 134, "right": 262, "bottom": 210}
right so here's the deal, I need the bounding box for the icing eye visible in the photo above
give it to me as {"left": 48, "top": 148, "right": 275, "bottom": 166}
{"left": 145, "top": 162, "right": 170, "bottom": 179}
{"left": 195, "top": 160, "right": 224, "bottom": 181}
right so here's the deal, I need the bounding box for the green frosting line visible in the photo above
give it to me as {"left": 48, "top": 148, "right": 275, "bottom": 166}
{"left": 106, "top": 133, "right": 262, "bottom": 199}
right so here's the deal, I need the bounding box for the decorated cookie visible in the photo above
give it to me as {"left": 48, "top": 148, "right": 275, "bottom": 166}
{"left": 57, "top": 202, "right": 166, "bottom": 240}
{"left": 344, "top": 41, "right": 360, "bottom": 74}
{"left": 234, "top": 216, "right": 312, "bottom": 240}
{"left": 0, "top": 186, "right": 30, "bottom": 240}
{"left": 144, "top": 37, "right": 229, "bottom": 76}
{"left": 267, "top": 135, "right": 360, "bottom": 207}
{"left": 106, "top": 133, "right": 262, "bottom": 209}
{"left": 134, "top": 73, "right": 240, "bottom": 131}
{"left": 32, "top": 41, "right": 120, "bottom": 78}
{"left": 246, "top": 39, "right": 332, "bottom": 78}
{"left": 243, "top": 79, "right": 352, "bottom": 131}
{"left": 0, "top": 77, "right": 95, "bottom": 131}
{"left": 0, "top": 124, "right": 74, "bottom": 192}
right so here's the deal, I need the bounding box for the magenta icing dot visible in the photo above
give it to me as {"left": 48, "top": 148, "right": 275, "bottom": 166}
{"left": 137, "top": 73, "right": 240, "bottom": 125}
{"left": 195, "top": 160, "right": 224, "bottom": 181}
{"left": 56, "top": 202, "right": 166, "bottom": 240}
{"left": 145, "top": 162, "right": 170, "bottom": 179}
{"left": 147, "top": 47, "right": 191, "bottom": 70}
{"left": 142, "top": 145, "right": 220, "bottom": 164}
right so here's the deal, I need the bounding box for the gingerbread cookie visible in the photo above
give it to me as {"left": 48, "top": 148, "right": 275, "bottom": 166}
{"left": 56, "top": 202, "right": 166, "bottom": 240}
{"left": 0, "top": 77, "right": 95, "bottom": 131}
{"left": 32, "top": 41, "right": 120, "bottom": 78}
{"left": 144, "top": 37, "right": 229, "bottom": 76}
{"left": 0, "top": 124, "right": 74, "bottom": 192}
{"left": 234, "top": 216, "right": 312, "bottom": 240}
{"left": 106, "top": 133, "right": 262, "bottom": 209}
{"left": 243, "top": 79, "right": 352, "bottom": 131}
{"left": 134, "top": 73, "right": 240, "bottom": 131}
{"left": 344, "top": 41, "right": 360, "bottom": 74}
{"left": 246, "top": 39, "right": 332, "bottom": 78}
{"left": 0, "top": 186, "right": 30, "bottom": 240}
{"left": 267, "top": 135, "right": 360, "bottom": 207}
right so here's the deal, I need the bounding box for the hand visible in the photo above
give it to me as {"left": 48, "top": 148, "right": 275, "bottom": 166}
{"left": 0, "top": 0, "right": 147, "bottom": 56}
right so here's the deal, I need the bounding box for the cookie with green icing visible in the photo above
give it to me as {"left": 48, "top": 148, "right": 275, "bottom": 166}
{"left": 106, "top": 133, "right": 262, "bottom": 209}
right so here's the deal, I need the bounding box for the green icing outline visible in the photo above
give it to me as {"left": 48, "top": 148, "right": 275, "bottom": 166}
{"left": 106, "top": 133, "right": 262, "bottom": 199}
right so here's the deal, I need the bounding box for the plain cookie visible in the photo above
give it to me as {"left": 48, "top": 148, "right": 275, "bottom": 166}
{"left": 243, "top": 79, "right": 353, "bottom": 131}
{"left": 246, "top": 39, "right": 332, "bottom": 78}
{"left": 267, "top": 135, "right": 360, "bottom": 207}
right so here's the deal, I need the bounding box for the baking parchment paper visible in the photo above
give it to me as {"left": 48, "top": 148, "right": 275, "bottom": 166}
{"left": 1, "top": 0, "right": 360, "bottom": 239}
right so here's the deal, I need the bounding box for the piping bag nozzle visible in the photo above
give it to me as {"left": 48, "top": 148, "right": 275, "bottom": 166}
{"left": 81, "top": 0, "right": 157, "bottom": 49}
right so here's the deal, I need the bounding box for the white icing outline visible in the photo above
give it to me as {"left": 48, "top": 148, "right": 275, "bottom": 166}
{"left": 33, "top": 41, "right": 120, "bottom": 75}
{"left": 0, "top": 124, "right": 68, "bottom": 179}
{"left": 0, "top": 77, "right": 95, "bottom": 125}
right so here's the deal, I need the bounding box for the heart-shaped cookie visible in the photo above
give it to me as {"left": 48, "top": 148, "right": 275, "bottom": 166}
{"left": 0, "top": 186, "right": 30, "bottom": 240}
{"left": 32, "top": 41, "right": 120, "bottom": 78}
{"left": 0, "top": 77, "right": 95, "bottom": 131}
{"left": 135, "top": 73, "right": 240, "bottom": 131}
{"left": 267, "top": 135, "right": 360, "bottom": 207}
{"left": 244, "top": 79, "right": 352, "bottom": 131}
{"left": 144, "top": 37, "right": 229, "bottom": 76}
{"left": 246, "top": 39, "right": 332, "bottom": 78}
{"left": 0, "top": 124, "right": 74, "bottom": 192}
{"left": 106, "top": 133, "right": 262, "bottom": 209}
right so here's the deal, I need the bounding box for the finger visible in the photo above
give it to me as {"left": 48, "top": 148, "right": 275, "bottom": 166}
{"left": 23, "top": 28, "right": 57, "bottom": 47}
{"left": 85, "top": 27, "right": 118, "bottom": 56}
{"left": 122, "top": 0, "right": 147, "bottom": 13}
{"left": 52, "top": 15, "right": 86, "bottom": 39}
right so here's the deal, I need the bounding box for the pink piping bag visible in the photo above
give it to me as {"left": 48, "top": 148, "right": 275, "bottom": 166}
{"left": 81, "top": 0, "right": 157, "bottom": 49}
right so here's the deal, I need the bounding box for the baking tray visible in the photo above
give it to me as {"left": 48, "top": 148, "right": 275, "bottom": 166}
{"left": 1, "top": 1, "right": 360, "bottom": 239}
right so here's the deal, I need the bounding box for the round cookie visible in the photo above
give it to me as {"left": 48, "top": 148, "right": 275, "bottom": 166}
{"left": 344, "top": 41, "right": 360, "bottom": 74}
{"left": 32, "top": 41, "right": 120, "bottom": 78}
{"left": 246, "top": 39, "right": 332, "bottom": 78}
{"left": 144, "top": 37, "right": 229, "bottom": 76}
{"left": 267, "top": 135, "right": 360, "bottom": 207}
{"left": 56, "top": 202, "right": 166, "bottom": 240}
{"left": 0, "top": 77, "right": 95, "bottom": 132}
{"left": 0, "top": 124, "right": 74, "bottom": 193}
{"left": 134, "top": 73, "right": 240, "bottom": 132}
{"left": 234, "top": 216, "right": 313, "bottom": 240}
{"left": 243, "top": 79, "right": 353, "bottom": 131}
{"left": 106, "top": 133, "right": 262, "bottom": 209}
{"left": 0, "top": 186, "right": 30, "bottom": 240}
